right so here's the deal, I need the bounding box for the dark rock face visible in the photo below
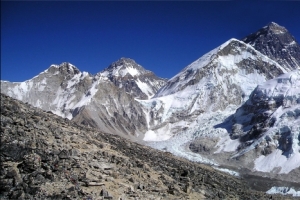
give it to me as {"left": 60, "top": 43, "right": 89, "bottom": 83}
{"left": 1, "top": 93, "right": 288, "bottom": 199}
{"left": 278, "top": 127, "right": 294, "bottom": 157}
{"left": 243, "top": 22, "right": 300, "bottom": 71}
{"left": 189, "top": 139, "right": 217, "bottom": 155}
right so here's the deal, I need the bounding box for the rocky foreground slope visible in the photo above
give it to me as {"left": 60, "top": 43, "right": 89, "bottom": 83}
{"left": 0, "top": 93, "right": 292, "bottom": 199}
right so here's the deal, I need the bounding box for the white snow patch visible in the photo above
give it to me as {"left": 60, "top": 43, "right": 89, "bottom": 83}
{"left": 51, "top": 110, "right": 65, "bottom": 118}
{"left": 254, "top": 149, "right": 300, "bottom": 174}
{"left": 38, "top": 79, "right": 47, "bottom": 91}
{"left": 212, "top": 167, "right": 240, "bottom": 177}
{"left": 36, "top": 99, "right": 42, "bottom": 107}
{"left": 266, "top": 187, "right": 300, "bottom": 197}
{"left": 106, "top": 65, "right": 141, "bottom": 77}
{"left": 135, "top": 79, "right": 153, "bottom": 97}
{"left": 143, "top": 130, "right": 172, "bottom": 141}
{"left": 288, "top": 41, "right": 296, "bottom": 46}
{"left": 273, "top": 30, "right": 286, "bottom": 34}
{"left": 214, "top": 134, "right": 240, "bottom": 153}
{"left": 124, "top": 66, "right": 140, "bottom": 77}
{"left": 73, "top": 80, "right": 99, "bottom": 108}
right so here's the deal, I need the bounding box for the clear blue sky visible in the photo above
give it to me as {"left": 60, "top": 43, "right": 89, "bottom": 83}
{"left": 1, "top": 1, "right": 300, "bottom": 82}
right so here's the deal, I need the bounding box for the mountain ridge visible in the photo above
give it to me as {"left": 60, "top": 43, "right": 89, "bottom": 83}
{"left": 0, "top": 58, "right": 166, "bottom": 138}
{"left": 155, "top": 38, "right": 286, "bottom": 98}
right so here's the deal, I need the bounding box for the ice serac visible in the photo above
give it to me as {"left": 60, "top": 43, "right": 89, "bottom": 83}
{"left": 243, "top": 22, "right": 300, "bottom": 71}
{"left": 230, "top": 69, "right": 300, "bottom": 174}
{"left": 140, "top": 38, "right": 286, "bottom": 141}
{"left": 98, "top": 57, "right": 167, "bottom": 100}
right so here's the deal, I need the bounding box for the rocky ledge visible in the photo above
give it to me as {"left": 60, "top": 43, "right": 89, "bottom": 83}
{"left": 0, "top": 93, "right": 291, "bottom": 199}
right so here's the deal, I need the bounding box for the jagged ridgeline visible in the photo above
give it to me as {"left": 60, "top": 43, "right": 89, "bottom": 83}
{"left": 1, "top": 93, "right": 287, "bottom": 199}
{"left": 0, "top": 59, "right": 167, "bottom": 139}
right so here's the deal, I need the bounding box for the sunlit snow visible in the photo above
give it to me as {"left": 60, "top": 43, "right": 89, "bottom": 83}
{"left": 145, "top": 106, "right": 238, "bottom": 165}
{"left": 135, "top": 79, "right": 154, "bottom": 97}
{"left": 267, "top": 187, "right": 300, "bottom": 197}
{"left": 212, "top": 167, "right": 240, "bottom": 177}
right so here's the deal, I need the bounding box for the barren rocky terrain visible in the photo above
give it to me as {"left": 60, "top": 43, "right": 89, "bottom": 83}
{"left": 1, "top": 93, "right": 298, "bottom": 199}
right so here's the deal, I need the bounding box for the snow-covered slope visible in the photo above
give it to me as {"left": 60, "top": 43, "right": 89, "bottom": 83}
{"left": 156, "top": 38, "right": 286, "bottom": 98}
{"left": 228, "top": 69, "right": 300, "bottom": 173}
{"left": 144, "top": 70, "right": 300, "bottom": 187}
{"left": 139, "top": 37, "right": 299, "bottom": 181}
{"left": 139, "top": 38, "right": 287, "bottom": 141}
{"left": 243, "top": 22, "right": 300, "bottom": 71}
{"left": 98, "top": 57, "right": 166, "bottom": 99}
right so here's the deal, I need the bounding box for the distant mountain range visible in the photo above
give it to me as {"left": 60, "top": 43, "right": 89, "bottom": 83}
{"left": 1, "top": 22, "right": 300, "bottom": 185}
{"left": 1, "top": 59, "right": 166, "bottom": 139}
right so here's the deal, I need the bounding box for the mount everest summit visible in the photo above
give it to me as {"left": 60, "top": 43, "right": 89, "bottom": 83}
{"left": 1, "top": 22, "right": 300, "bottom": 186}
{"left": 243, "top": 22, "right": 300, "bottom": 71}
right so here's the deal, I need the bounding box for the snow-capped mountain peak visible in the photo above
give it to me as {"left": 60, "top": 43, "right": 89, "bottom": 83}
{"left": 243, "top": 22, "right": 300, "bottom": 71}
{"left": 267, "top": 21, "right": 280, "bottom": 26}
{"left": 0, "top": 62, "right": 95, "bottom": 119}
{"left": 155, "top": 38, "right": 285, "bottom": 98}
{"left": 266, "top": 21, "right": 287, "bottom": 32}
{"left": 171, "top": 38, "right": 241, "bottom": 75}
{"left": 98, "top": 57, "right": 167, "bottom": 99}
{"left": 100, "top": 57, "right": 147, "bottom": 78}
{"left": 47, "top": 62, "right": 81, "bottom": 76}
{"left": 137, "top": 38, "right": 287, "bottom": 143}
